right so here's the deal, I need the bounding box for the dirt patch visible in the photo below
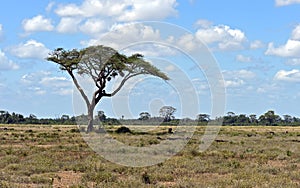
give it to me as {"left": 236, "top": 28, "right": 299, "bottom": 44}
{"left": 53, "top": 171, "right": 83, "bottom": 188}
{"left": 156, "top": 181, "right": 177, "bottom": 187}
{"left": 267, "top": 160, "right": 286, "bottom": 168}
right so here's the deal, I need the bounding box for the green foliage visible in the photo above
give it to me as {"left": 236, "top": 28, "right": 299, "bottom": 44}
{"left": 159, "top": 106, "right": 176, "bottom": 122}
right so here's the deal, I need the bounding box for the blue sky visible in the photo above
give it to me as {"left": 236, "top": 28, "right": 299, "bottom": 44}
{"left": 1, "top": 0, "right": 300, "bottom": 119}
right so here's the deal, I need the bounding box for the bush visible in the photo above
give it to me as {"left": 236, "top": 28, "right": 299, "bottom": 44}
{"left": 115, "top": 126, "right": 131, "bottom": 134}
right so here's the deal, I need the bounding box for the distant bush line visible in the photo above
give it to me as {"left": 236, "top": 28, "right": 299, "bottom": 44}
{"left": 0, "top": 110, "right": 299, "bottom": 126}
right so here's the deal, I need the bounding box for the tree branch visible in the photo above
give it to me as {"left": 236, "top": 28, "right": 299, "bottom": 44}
{"left": 104, "top": 73, "right": 142, "bottom": 97}
{"left": 67, "top": 70, "right": 91, "bottom": 108}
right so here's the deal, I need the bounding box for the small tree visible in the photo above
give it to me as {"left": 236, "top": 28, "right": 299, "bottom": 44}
{"left": 197, "top": 114, "right": 210, "bottom": 122}
{"left": 47, "top": 45, "right": 169, "bottom": 132}
{"left": 139, "top": 112, "right": 151, "bottom": 120}
{"left": 97, "top": 110, "right": 106, "bottom": 122}
{"left": 249, "top": 114, "right": 257, "bottom": 124}
{"left": 159, "top": 106, "right": 176, "bottom": 122}
{"left": 283, "top": 115, "right": 293, "bottom": 124}
{"left": 259, "top": 110, "right": 281, "bottom": 126}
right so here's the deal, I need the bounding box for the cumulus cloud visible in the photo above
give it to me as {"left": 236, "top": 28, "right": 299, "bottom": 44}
{"left": 265, "top": 39, "right": 300, "bottom": 57}
{"left": 274, "top": 69, "right": 300, "bottom": 82}
{"left": 275, "top": 0, "right": 300, "bottom": 6}
{"left": 222, "top": 69, "right": 256, "bottom": 88}
{"left": 57, "top": 17, "right": 82, "bottom": 33}
{"left": 236, "top": 54, "right": 252, "bottom": 63}
{"left": 285, "top": 58, "right": 300, "bottom": 65}
{"left": 84, "top": 22, "right": 205, "bottom": 56}
{"left": 291, "top": 24, "right": 300, "bottom": 40}
{"left": 224, "top": 79, "right": 245, "bottom": 88}
{"left": 83, "top": 23, "right": 161, "bottom": 50}
{"left": 46, "top": 2, "right": 56, "bottom": 12}
{"left": 266, "top": 24, "right": 300, "bottom": 57}
{"left": 21, "top": 71, "right": 72, "bottom": 95}
{"left": 22, "top": 15, "right": 54, "bottom": 33}
{"left": 79, "top": 19, "right": 106, "bottom": 35}
{"left": 250, "top": 40, "right": 265, "bottom": 49}
{"left": 10, "top": 40, "right": 50, "bottom": 59}
{"left": 55, "top": 3, "right": 85, "bottom": 17}
{"left": 55, "top": 0, "right": 124, "bottom": 17}
{"left": 195, "top": 24, "right": 247, "bottom": 51}
{"left": 194, "top": 19, "right": 213, "bottom": 28}
{"left": 118, "top": 0, "right": 178, "bottom": 21}
{"left": 0, "top": 50, "right": 19, "bottom": 70}
{"left": 55, "top": 0, "right": 177, "bottom": 21}
{"left": 176, "top": 34, "right": 199, "bottom": 52}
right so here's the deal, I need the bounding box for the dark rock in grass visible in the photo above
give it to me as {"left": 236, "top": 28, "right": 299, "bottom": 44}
{"left": 115, "top": 126, "right": 131, "bottom": 134}
{"left": 215, "top": 139, "right": 228, "bottom": 143}
{"left": 0, "top": 128, "right": 14, "bottom": 131}
{"left": 142, "top": 172, "right": 151, "bottom": 184}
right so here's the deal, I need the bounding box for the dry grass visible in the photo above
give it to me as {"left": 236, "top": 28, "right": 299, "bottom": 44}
{"left": 0, "top": 124, "right": 299, "bottom": 187}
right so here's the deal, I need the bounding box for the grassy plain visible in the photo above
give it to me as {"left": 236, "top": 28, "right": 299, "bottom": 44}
{"left": 0, "top": 124, "right": 299, "bottom": 187}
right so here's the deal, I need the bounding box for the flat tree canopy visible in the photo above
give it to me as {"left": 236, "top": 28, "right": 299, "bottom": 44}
{"left": 47, "top": 45, "right": 169, "bottom": 132}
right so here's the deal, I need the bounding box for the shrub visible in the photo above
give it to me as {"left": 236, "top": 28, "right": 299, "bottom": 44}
{"left": 115, "top": 126, "right": 131, "bottom": 134}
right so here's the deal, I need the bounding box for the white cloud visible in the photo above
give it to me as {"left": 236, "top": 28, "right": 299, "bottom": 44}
{"left": 31, "top": 87, "right": 46, "bottom": 95}
{"left": 223, "top": 69, "right": 256, "bottom": 88}
{"left": 57, "top": 17, "right": 82, "bottom": 33}
{"left": 10, "top": 40, "right": 50, "bottom": 59}
{"left": 285, "top": 58, "right": 300, "bottom": 65}
{"left": 275, "top": 0, "right": 300, "bottom": 6}
{"left": 21, "top": 71, "right": 51, "bottom": 85}
{"left": 224, "top": 79, "right": 244, "bottom": 88}
{"left": 265, "top": 39, "right": 300, "bottom": 57}
{"left": 40, "top": 76, "right": 71, "bottom": 88}
{"left": 22, "top": 15, "right": 54, "bottom": 33}
{"left": 177, "top": 34, "right": 199, "bottom": 52}
{"left": 55, "top": 0, "right": 177, "bottom": 36}
{"left": 194, "top": 19, "right": 213, "bottom": 28}
{"left": 55, "top": 3, "right": 84, "bottom": 17}
{"left": 79, "top": 19, "right": 106, "bottom": 35}
{"left": 236, "top": 54, "right": 252, "bottom": 63}
{"left": 55, "top": 0, "right": 177, "bottom": 21}
{"left": 46, "top": 2, "right": 56, "bottom": 12}
{"left": 21, "top": 71, "right": 72, "bottom": 95}
{"left": 165, "top": 65, "right": 176, "bottom": 72}
{"left": 250, "top": 40, "right": 265, "bottom": 49}
{"left": 0, "top": 50, "right": 19, "bottom": 70}
{"left": 224, "top": 69, "right": 256, "bottom": 80}
{"left": 266, "top": 24, "right": 300, "bottom": 58}
{"left": 84, "top": 23, "right": 161, "bottom": 50}
{"left": 55, "top": 0, "right": 123, "bottom": 17}
{"left": 291, "top": 24, "right": 300, "bottom": 40}
{"left": 0, "top": 24, "right": 2, "bottom": 37}
{"left": 119, "top": 0, "right": 178, "bottom": 21}
{"left": 256, "top": 83, "right": 279, "bottom": 93}
{"left": 195, "top": 24, "right": 247, "bottom": 51}
{"left": 274, "top": 69, "right": 300, "bottom": 82}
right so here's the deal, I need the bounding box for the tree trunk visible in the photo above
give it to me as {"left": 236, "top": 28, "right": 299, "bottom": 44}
{"left": 87, "top": 105, "right": 95, "bottom": 133}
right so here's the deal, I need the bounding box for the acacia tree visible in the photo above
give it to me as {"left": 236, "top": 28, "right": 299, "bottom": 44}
{"left": 47, "top": 45, "right": 169, "bottom": 132}
{"left": 159, "top": 106, "right": 176, "bottom": 122}
{"left": 197, "top": 114, "right": 210, "bottom": 122}
{"left": 139, "top": 112, "right": 151, "bottom": 120}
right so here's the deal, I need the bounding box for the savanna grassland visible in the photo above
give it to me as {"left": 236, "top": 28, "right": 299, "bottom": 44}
{"left": 0, "top": 124, "right": 299, "bottom": 187}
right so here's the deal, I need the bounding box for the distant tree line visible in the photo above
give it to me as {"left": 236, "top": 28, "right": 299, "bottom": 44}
{"left": 0, "top": 108, "right": 299, "bottom": 126}
{"left": 218, "top": 110, "right": 300, "bottom": 126}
